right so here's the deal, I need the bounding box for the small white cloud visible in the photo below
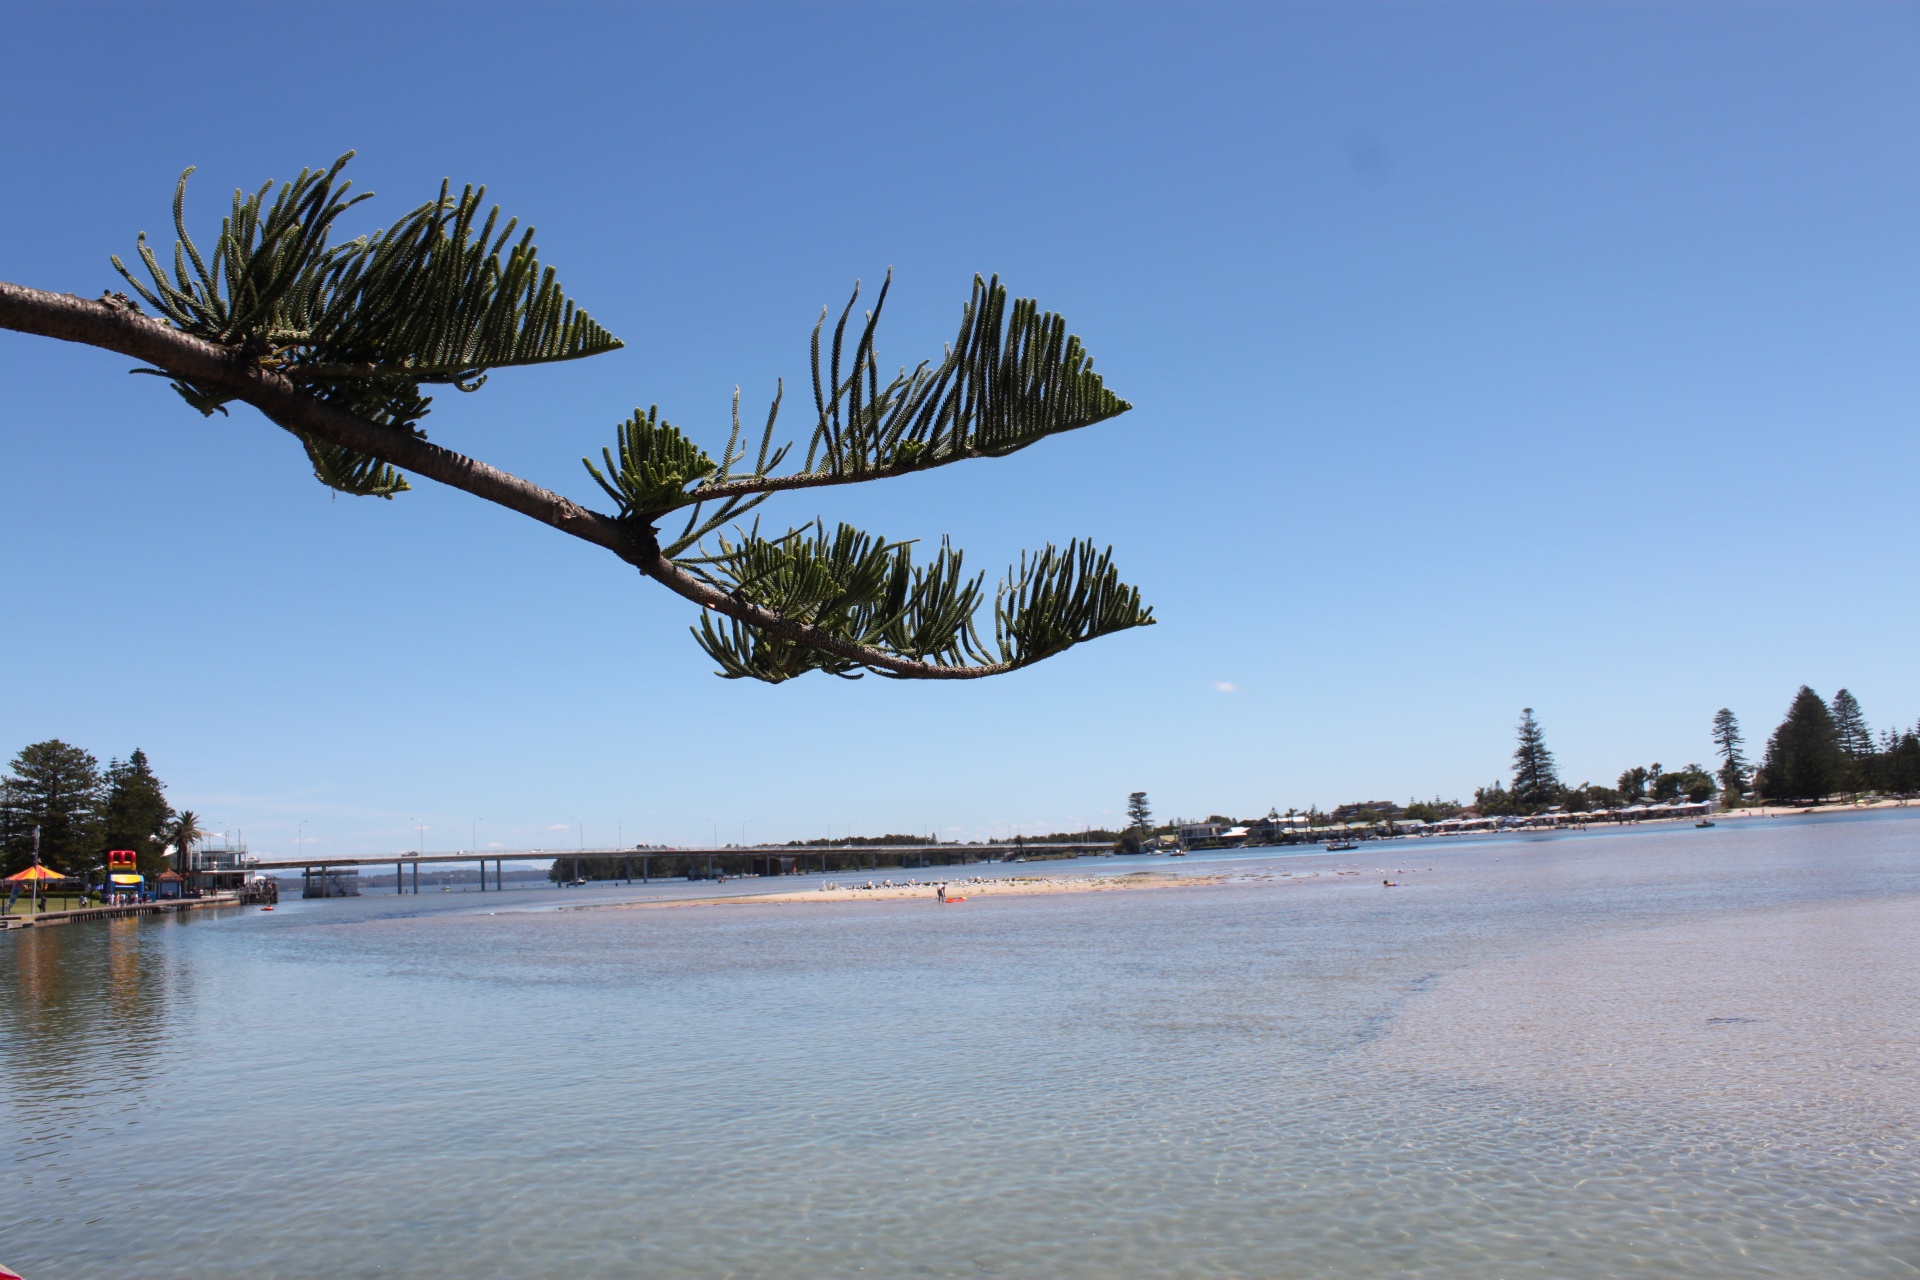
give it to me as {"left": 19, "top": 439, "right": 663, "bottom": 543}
{"left": 1213, "top": 681, "right": 1242, "bottom": 694}
{"left": 545, "top": 823, "right": 571, "bottom": 832}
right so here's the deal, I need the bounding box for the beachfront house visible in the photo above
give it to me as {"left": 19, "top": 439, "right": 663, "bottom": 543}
{"left": 1252, "top": 812, "right": 1310, "bottom": 841}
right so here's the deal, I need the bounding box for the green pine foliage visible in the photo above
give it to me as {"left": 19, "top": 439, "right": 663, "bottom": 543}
{"left": 1711, "top": 707, "right": 1747, "bottom": 799}
{"left": 801, "top": 273, "right": 1131, "bottom": 479}
{"left": 1126, "top": 791, "right": 1153, "bottom": 832}
{"left": 1509, "top": 708, "right": 1563, "bottom": 811}
{"left": 112, "top": 154, "right": 620, "bottom": 498}
{"left": 1758, "top": 686, "right": 1844, "bottom": 801}
{"left": 585, "top": 405, "right": 723, "bottom": 519}
{"left": 589, "top": 274, "right": 1151, "bottom": 680}
{"left": 1877, "top": 728, "right": 1920, "bottom": 795}
{"left": 95, "top": 156, "right": 1151, "bottom": 683}
{"left": 1, "top": 742, "right": 185, "bottom": 879}
{"left": 99, "top": 749, "right": 175, "bottom": 879}
{"left": 1832, "top": 689, "right": 1874, "bottom": 759}
{"left": 1830, "top": 688, "right": 1874, "bottom": 793}
{"left": 688, "top": 523, "right": 988, "bottom": 681}
{"left": 0, "top": 741, "right": 105, "bottom": 875}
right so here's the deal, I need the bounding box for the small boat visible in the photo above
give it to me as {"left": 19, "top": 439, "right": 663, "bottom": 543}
{"left": 1327, "top": 842, "right": 1358, "bottom": 852}
{"left": 1695, "top": 820, "right": 1715, "bottom": 828}
{"left": 1168, "top": 850, "right": 1186, "bottom": 857}
{"left": 941, "top": 896, "right": 967, "bottom": 904}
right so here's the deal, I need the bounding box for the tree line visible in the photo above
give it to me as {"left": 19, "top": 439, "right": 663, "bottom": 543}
{"left": 1746, "top": 686, "right": 1920, "bottom": 801}
{"left": 1473, "top": 690, "right": 1920, "bottom": 818}
{"left": 0, "top": 740, "right": 202, "bottom": 878}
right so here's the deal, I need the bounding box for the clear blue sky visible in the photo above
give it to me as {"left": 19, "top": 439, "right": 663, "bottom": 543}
{"left": 2, "top": 3, "right": 1916, "bottom": 856}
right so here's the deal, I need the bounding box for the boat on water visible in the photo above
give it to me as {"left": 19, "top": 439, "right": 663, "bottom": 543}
{"left": 1696, "top": 820, "right": 1716, "bottom": 828}
{"left": 1326, "top": 842, "right": 1358, "bottom": 852}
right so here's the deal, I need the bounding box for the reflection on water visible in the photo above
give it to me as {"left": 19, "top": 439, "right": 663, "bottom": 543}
{"left": 4, "top": 916, "right": 193, "bottom": 1090}
{"left": 2, "top": 812, "right": 1918, "bottom": 1278}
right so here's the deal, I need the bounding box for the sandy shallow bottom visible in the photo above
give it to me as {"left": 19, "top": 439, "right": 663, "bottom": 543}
{"left": 1364, "top": 894, "right": 1920, "bottom": 1139}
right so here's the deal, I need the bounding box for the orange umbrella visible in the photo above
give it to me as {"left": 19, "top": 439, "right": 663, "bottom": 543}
{"left": 5, "top": 865, "right": 65, "bottom": 882}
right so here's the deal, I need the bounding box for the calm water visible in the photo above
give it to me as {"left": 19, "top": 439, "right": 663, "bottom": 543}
{"left": 4, "top": 812, "right": 1919, "bottom": 1278}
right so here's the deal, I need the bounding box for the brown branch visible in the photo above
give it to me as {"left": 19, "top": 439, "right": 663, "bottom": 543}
{"left": 0, "top": 282, "right": 623, "bottom": 549}
{"left": 661, "top": 429, "right": 1118, "bottom": 512}
{"left": 0, "top": 280, "right": 1009, "bottom": 681}
{"left": 675, "top": 456, "right": 951, "bottom": 506}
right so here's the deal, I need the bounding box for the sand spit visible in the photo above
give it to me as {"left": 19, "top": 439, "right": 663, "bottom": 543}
{"left": 579, "top": 869, "right": 1240, "bottom": 911}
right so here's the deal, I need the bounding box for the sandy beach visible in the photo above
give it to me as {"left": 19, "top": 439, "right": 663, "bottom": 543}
{"left": 578, "top": 868, "right": 1228, "bottom": 910}
{"left": 1716, "top": 796, "right": 1916, "bottom": 820}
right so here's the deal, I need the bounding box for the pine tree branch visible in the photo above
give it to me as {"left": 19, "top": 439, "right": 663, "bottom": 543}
{"left": 0, "top": 282, "right": 620, "bottom": 545}
{"left": 0, "top": 280, "right": 1021, "bottom": 680}
{"left": 639, "top": 275, "right": 1130, "bottom": 512}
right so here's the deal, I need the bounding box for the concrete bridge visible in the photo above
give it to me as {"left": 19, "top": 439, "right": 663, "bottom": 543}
{"left": 251, "top": 842, "right": 1114, "bottom": 895}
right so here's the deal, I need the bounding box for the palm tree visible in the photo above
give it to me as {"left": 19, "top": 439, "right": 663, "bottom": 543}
{"left": 167, "top": 811, "right": 204, "bottom": 877}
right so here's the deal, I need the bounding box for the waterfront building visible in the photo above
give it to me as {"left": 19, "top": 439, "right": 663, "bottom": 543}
{"left": 302, "top": 867, "right": 360, "bottom": 898}
{"left": 189, "top": 843, "right": 261, "bottom": 895}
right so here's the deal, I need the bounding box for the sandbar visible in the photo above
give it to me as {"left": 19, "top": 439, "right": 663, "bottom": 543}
{"left": 578, "top": 869, "right": 1224, "bottom": 910}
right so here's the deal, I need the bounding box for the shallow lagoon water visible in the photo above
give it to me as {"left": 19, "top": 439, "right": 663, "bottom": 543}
{"left": 4, "top": 812, "right": 1918, "bottom": 1278}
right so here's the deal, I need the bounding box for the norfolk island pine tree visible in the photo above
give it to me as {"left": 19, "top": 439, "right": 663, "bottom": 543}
{"left": 1758, "top": 687, "right": 1844, "bottom": 802}
{"left": 0, "top": 740, "right": 104, "bottom": 876}
{"left": 0, "top": 156, "right": 1153, "bottom": 683}
{"left": 1830, "top": 689, "right": 1874, "bottom": 796}
{"left": 1510, "top": 708, "right": 1562, "bottom": 812}
{"left": 1126, "top": 791, "right": 1153, "bottom": 833}
{"left": 1711, "top": 708, "right": 1747, "bottom": 801}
